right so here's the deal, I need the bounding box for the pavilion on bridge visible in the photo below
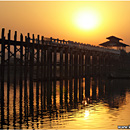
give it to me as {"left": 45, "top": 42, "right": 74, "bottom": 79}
{"left": 99, "top": 36, "right": 129, "bottom": 51}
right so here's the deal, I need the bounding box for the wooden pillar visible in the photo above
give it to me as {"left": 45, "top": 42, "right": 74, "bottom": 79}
{"left": 65, "top": 50, "right": 68, "bottom": 103}
{"left": 19, "top": 33, "right": 23, "bottom": 127}
{"left": 7, "top": 30, "right": 11, "bottom": 126}
{"left": 13, "top": 31, "right": 17, "bottom": 128}
{"left": 60, "top": 49, "right": 63, "bottom": 79}
{"left": 74, "top": 52, "right": 78, "bottom": 77}
{"left": 79, "top": 78, "right": 83, "bottom": 102}
{"left": 44, "top": 49, "right": 46, "bottom": 79}
{"left": 47, "top": 49, "right": 51, "bottom": 106}
{"left": 79, "top": 53, "right": 82, "bottom": 77}
{"left": 92, "top": 77, "right": 97, "bottom": 100}
{"left": 92, "top": 55, "right": 97, "bottom": 76}
{"left": 65, "top": 50, "right": 68, "bottom": 77}
{"left": 47, "top": 48, "right": 52, "bottom": 79}
{"left": 60, "top": 49, "right": 63, "bottom": 105}
{"left": 96, "top": 55, "right": 100, "bottom": 76}
{"left": 82, "top": 54, "right": 84, "bottom": 77}
{"left": 98, "top": 78, "right": 104, "bottom": 99}
{"left": 74, "top": 53, "right": 78, "bottom": 102}
{"left": 90, "top": 54, "right": 92, "bottom": 76}
{"left": 36, "top": 35, "right": 40, "bottom": 79}
{"left": 92, "top": 54, "right": 94, "bottom": 76}
{"left": 69, "top": 79, "right": 73, "bottom": 105}
{"left": 85, "top": 52, "right": 87, "bottom": 76}
{"left": 53, "top": 48, "right": 57, "bottom": 107}
{"left": 24, "top": 36, "right": 28, "bottom": 105}
{"left": 1, "top": 28, "right": 5, "bottom": 127}
{"left": 7, "top": 30, "right": 11, "bottom": 86}
{"left": 41, "top": 36, "right": 44, "bottom": 112}
{"left": 69, "top": 51, "right": 73, "bottom": 78}
{"left": 41, "top": 36, "right": 44, "bottom": 79}
{"left": 36, "top": 35, "right": 40, "bottom": 114}
{"left": 85, "top": 77, "right": 90, "bottom": 98}
{"left": 100, "top": 53, "right": 104, "bottom": 76}
{"left": 86, "top": 54, "right": 90, "bottom": 76}
{"left": 60, "top": 79, "right": 63, "bottom": 106}
{"left": 47, "top": 48, "right": 52, "bottom": 106}
{"left": 53, "top": 48, "right": 57, "bottom": 78}
{"left": 103, "top": 54, "right": 106, "bottom": 76}
{"left": 80, "top": 53, "right": 84, "bottom": 77}
{"left": 14, "top": 31, "right": 17, "bottom": 83}
{"left": 53, "top": 80, "right": 56, "bottom": 107}
{"left": 27, "top": 33, "right": 34, "bottom": 116}
{"left": 105, "top": 54, "right": 109, "bottom": 76}
{"left": 109, "top": 55, "right": 113, "bottom": 73}
{"left": 43, "top": 81, "right": 47, "bottom": 110}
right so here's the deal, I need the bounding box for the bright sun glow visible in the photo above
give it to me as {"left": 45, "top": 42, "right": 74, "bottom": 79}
{"left": 75, "top": 10, "right": 99, "bottom": 30}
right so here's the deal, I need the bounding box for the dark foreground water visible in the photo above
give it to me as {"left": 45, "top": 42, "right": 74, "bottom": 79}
{"left": 0, "top": 77, "right": 130, "bottom": 129}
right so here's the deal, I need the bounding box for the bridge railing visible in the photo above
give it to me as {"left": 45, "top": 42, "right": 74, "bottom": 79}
{"left": 29, "top": 36, "right": 120, "bottom": 55}
{"left": 0, "top": 28, "right": 120, "bottom": 55}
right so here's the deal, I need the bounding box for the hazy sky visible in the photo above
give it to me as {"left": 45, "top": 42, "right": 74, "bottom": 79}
{"left": 0, "top": 1, "right": 130, "bottom": 51}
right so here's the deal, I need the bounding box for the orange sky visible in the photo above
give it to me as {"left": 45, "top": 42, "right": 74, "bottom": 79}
{"left": 0, "top": 1, "right": 130, "bottom": 51}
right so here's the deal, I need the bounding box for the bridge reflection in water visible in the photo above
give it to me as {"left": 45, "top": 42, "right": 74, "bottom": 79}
{"left": 0, "top": 77, "right": 130, "bottom": 129}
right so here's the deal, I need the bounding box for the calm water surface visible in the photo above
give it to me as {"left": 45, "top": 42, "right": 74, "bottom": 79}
{"left": 0, "top": 77, "right": 130, "bottom": 129}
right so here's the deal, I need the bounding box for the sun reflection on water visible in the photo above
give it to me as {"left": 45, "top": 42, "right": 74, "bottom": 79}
{"left": 84, "top": 110, "right": 90, "bottom": 119}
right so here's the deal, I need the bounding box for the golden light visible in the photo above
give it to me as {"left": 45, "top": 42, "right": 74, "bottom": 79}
{"left": 75, "top": 10, "right": 100, "bottom": 30}
{"left": 84, "top": 110, "right": 90, "bottom": 119}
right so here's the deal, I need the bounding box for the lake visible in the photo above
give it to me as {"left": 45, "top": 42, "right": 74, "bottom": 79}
{"left": 0, "top": 77, "right": 130, "bottom": 129}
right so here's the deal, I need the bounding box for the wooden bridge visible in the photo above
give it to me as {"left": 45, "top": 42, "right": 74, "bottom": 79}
{"left": 0, "top": 28, "right": 128, "bottom": 82}
{"left": 0, "top": 28, "right": 130, "bottom": 128}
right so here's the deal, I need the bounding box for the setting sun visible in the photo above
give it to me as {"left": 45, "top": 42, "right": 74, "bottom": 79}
{"left": 75, "top": 10, "right": 99, "bottom": 30}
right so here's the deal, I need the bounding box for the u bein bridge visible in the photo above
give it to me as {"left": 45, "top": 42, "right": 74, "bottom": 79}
{"left": 0, "top": 28, "right": 129, "bottom": 82}
{"left": 0, "top": 28, "right": 130, "bottom": 128}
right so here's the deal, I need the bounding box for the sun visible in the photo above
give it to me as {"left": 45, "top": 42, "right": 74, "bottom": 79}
{"left": 75, "top": 10, "right": 99, "bottom": 30}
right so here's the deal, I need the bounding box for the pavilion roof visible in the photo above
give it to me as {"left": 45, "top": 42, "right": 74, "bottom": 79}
{"left": 99, "top": 41, "right": 129, "bottom": 47}
{"left": 106, "top": 36, "right": 123, "bottom": 41}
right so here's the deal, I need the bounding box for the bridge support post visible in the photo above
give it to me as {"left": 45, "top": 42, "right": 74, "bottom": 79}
{"left": 65, "top": 50, "right": 68, "bottom": 103}
{"left": 53, "top": 48, "right": 57, "bottom": 78}
{"left": 7, "top": 30, "right": 11, "bottom": 126}
{"left": 85, "top": 52, "right": 88, "bottom": 76}
{"left": 100, "top": 53, "right": 104, "bottom": 76}
{"left": 69, "top": 51, "right": 73, "bottom": 104}
{"left": 92, "top": 77, "right": 97, "bottom": 100}
{"left": 7, "top": 30, "right": 11, "bottom": 89}
{"left": 79, "top": 78, "right": 83, "bottom": 103}
{"left": 79, "top": 52, "right": 83, "bottom": 78}
{"left": 85, "top": 77, "right": 90, "bottom": 99}
{"left": 87, "top": 54, "right": 90, "bottom": 76}
{"left": 13, "top": 31, "right": 17, "bottom": 127}
{"left": 69, "top": 51, "right": 73, "bottom": 78}
{"left": 41, "top": 36, "right": 44, "bottom": 111}
{"left": 19, "top": 33, "right": 23, "bottom": 125}
{"left": 36, "top": 35, "right": 40, "bottom": 113}
{"left": 74, "top": 52, "right": 78, "bottom": 102}
{"left": 53, "top": 48, "right": 57, "bottom": 106}
{"left": 60, "top": 49, "right": 63, "bottom": 105}
{"left": 1, "top": 28, "right": 5, "bottom": 127}
{"left": 47, "top": 47, "right": 52, "bottom": 106}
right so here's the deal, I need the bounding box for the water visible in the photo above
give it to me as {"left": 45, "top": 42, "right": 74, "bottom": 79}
{"left": 0, "top": 77, "right": 130, "bottom": 129}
